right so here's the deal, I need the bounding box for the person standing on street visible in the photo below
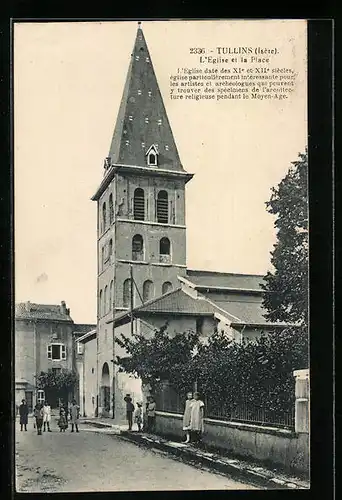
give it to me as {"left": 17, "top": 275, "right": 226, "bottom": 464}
{"left": 34, "top": 403, "right": 44, "bottom": 435}
{"left": 189, "top": 392, "right": 205, "bottom": 443}
{"left": 124, "top": 394, "right": 135, "bottom": 431}
{"left": 43, "top": 401, "right": 52, "bottom": 432}
{"left": 58, "top": 407, "right": 68, "bottom": 432}
{"left": 146, "top": 396, "right": 156, "bottom": 433}
{"left": 134, "top": 402, "right": 143, "bottom": 432}
{"left": 19, "top": 399, "right": 29, "bottom": 432}
{"left": 70, "top": 399, "right": 80, "bottom": 433}
{"left": 182, "top": 392, "right": 194, "bottom": 443}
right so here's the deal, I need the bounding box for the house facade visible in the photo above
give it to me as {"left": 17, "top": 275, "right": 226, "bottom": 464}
{"left": 15, "top": 300, "right": 95, "bottom": 411}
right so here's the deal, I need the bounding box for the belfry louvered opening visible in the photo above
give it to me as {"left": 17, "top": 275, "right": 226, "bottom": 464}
{"left": 157, "top": 190, "right": 168, "bottom": 223}
{"left": 134, "top": 188, "right": 145, "bottom": 220}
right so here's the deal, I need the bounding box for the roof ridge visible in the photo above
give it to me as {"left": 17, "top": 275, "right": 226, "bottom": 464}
{"left": 186, "top": 269, "right": 265, "bottom": 278}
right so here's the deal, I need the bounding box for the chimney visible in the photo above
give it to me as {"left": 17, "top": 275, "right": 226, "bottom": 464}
{"left": 60, "top": 301, "right": 67, "bottom": 315}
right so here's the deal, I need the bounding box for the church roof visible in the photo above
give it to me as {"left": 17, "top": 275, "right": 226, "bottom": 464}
{"left": 184, "top": 269, "right": 265, "bottom": 292}
{"left": 110, "top": 286, "right": 286, "bottom": 329}
{"left": 15, "top": 302, "right": 73, "bottom": 322}
{"left": 108, "top": 24, "right": 184, "bottom": 172}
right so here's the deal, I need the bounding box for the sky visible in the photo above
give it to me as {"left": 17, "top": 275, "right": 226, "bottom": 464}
{"left": 14, "top": 20, "right": 307, "bottom": 323}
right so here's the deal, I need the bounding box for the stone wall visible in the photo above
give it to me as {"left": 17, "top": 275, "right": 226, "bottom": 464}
{"left": 154, "top": 411, "right": 309, "bottom": 475}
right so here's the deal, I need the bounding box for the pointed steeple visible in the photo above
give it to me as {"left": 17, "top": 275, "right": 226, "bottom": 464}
{"left": 108, "top": 24, "right": 184, "bottom": 172}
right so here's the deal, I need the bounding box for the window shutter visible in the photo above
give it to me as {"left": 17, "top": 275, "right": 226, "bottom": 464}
{"left": 47, "top": 345, "right": 52, "bottom": 359}
{"left": 61, "top": 345, "right": 66, "bottom": 360}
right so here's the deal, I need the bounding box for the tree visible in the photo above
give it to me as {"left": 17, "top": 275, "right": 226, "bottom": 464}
{"left": 115, "top": 323, "right": 199, "bottom": 393}
{"left": 262, "top": 149, "right": 308, "bottom": 327}
{"left": 36, "top": 369, "right": 78, "bottom": 392}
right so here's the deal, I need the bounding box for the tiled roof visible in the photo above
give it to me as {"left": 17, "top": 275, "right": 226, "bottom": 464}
{"left": 185, "top": 269, "right": 265, "bottom": 291}
{"left": 15, "top": 302, "right": 73, "bottom": 322}
{"left": 113, "top": 288, "right": 215, "bottom": 326}
{"left": 113, "top": 287, "right": 286, "bottom": 328}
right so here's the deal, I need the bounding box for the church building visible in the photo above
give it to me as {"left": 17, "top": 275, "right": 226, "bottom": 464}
{"left": 90, "top": 24, "right": 287, "bottom": 422}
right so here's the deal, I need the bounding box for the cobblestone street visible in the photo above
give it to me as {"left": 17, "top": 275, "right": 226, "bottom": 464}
{"left": 15, "top": 418, "right": 257, "bottom": 492}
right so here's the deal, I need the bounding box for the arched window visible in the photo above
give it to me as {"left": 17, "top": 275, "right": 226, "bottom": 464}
{"left": 162, "top": 281, "right": 173, "bottom": 295}
{"left": 109, "top": 239, "right": 113, "bottom": 260}
{"left": 109, "top": 194, "right": 114, "bottom": 224}
{"left": 132, "top": 234, "right": 144, "bottom": 261}
{"left": 143, "top": 280, "right": 154, "bottom": 302}
{"left": 104, "top": 285, "right": 108, "bottom": 315}
{"left": 101, "top": 246, "right": 105, "bottom": 270}
{"left": 99, "top": 289, "right": 103, "bottom": 317}
{"left": 160, "top": 237, "right": 171, "bottom": 263}
{"left": 123, "top": 279, "right": 131, "bottom": 308}
{"left": 148, "top": 152, "right": 157, "bottom": 165}
{"left": 157, "top": 190, "right": 168, "bottom": 223}
{"left": 109, "top": 280, "right": 113, "bottom": 310}
{"left": 133, "top": 188, "right": 145, "bottom": 221}
{"left": 102, "top": 202, "right": 107, "bottom": 231}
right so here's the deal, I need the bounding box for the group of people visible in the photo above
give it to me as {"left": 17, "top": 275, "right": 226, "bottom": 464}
{"left": 124, "top": 391, "right": 204, "bottom": 443}
{"left": 124, "top": 394, "right": 156, "bottom": 433}
{"left": 18, "top": 398, "right": 80, "bottom": 435}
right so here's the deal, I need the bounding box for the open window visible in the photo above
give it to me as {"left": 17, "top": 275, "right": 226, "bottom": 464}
{"left": 47, "top": 343, "right": 66, "bottom": 361}
{"left": 132, "top": 234, "right": 144, "bottom": 261}
{"left": 159, "top": 237, "right": 171, "bottom": 263}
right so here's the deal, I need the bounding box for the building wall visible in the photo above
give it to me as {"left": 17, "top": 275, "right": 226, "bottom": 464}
{"left": 15, "top": 318, "right": 75, "bottom": 408}
{"left": 15, "top": 320, "right": 36, "bottom": 387}
{"left": 83, "top": 338, "right": 98, "bottom": 418}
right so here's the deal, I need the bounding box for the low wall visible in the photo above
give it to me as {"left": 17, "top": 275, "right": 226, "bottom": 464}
{"left": 155, "top": 411, "right": 309, "bottom": 475}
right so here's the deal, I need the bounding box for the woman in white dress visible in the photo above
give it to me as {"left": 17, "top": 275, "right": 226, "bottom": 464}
{"left": 182, "top": 392, "right": 194, "bottom": 443}
{"left": 189, "top": 392, "right": 205, "bottom": 442}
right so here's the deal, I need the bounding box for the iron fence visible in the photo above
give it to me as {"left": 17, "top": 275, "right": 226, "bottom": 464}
{"left": 154, "top": 383, "right": 295, "bottom": 430}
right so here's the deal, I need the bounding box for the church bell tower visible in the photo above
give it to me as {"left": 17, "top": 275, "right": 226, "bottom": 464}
{"left": 91, "top": 23, "right": 193, "bottom": 417}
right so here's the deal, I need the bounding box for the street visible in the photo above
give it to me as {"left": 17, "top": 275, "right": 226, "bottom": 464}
{"left": 15, "top": 417, "right": 257, "bottom": 492}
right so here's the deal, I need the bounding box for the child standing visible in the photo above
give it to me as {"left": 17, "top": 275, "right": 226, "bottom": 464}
{"left": 146, "top": 396, "right": 156, "bottom": 433}
{"left": 134, "top": 402, "right": 143, "bottom": 432}
{"left": 58, "top": 407, "right": 68, "bottom": 432}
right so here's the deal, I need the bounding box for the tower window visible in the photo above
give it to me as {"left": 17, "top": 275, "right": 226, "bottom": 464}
{"left": 162, "top": 281, "right": 173, "bottom": 294}
{"left": 148, "top": 91, "right": 152, "bottom": 97}
{"left": 102, "top": 202, "right": 107, "bottom": 231}
{"left": 133, "top": 188, "right": 145, "bottom": 221}
{"left": 141, "top": 142, "right": 145, "bottom": 148}
{"left": 109, "top": 239, "right": 113, "bottom": 259}
{"left": 128, "top": 115, "right": 133, "bottom": 121}
{"left": 165, "top": 145, "right": 169, "bottom": 151}
{"left": 123, "top": 279, "right": 131, "bottom": 308}
{"left": 101, "top": 246, "right": 105, "bottom": 269}
{"left": 135, "top": 56, "right": 140, "bottom": 61}
{"left": 138, "top": 90, "right": 142, "bottom": 95}
{"left": 132, "top": 234, "right": 144, "bottom": 261}
{"left": 99, "top": 289, "right": 103, "bottom": 317}
{"left": 109, "top": 194, "right": 114, "bottom": 224}
{"left": 143, "top": 280, "right": 154, "bottom": 302}
{"left": 159, "top": 237, "right": 171, "bottom": 263}
{"left": 157, "top": 191, "right": 168, "bottom": 223}
{"left": 158, "top": 119, "right": 162, "bottom": 125}
{"left": 104, "top": 285, "right": 108, "bottom": 315}
{"left": 145, "top": 117, "right": 149, "bottom": 124}
{"left": 145, "top": 57, "right": 150, "bottom": 62}
{"left": 125, "top": 140, "right": 130, "bottom": 146}
{"left": 109, "top": 280, "right": 113, "bottom": 310}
